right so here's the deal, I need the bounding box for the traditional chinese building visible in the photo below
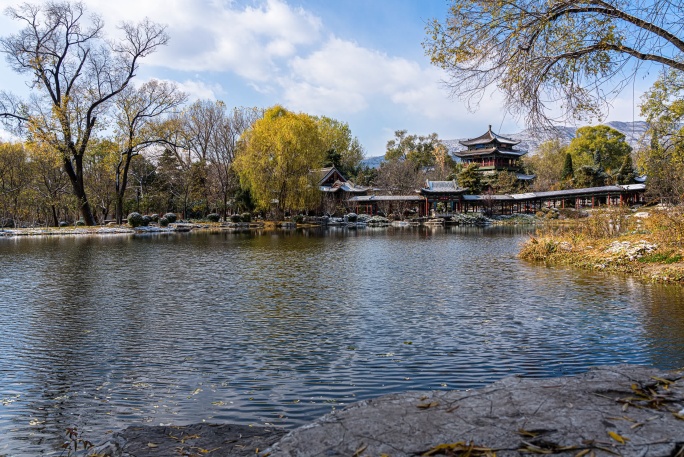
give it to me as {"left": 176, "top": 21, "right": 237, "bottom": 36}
{"left": 455, "top": 125, "right": 533, "bottom": 181}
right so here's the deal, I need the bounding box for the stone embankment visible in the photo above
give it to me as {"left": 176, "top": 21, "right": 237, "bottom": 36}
{"left": 97, "top": 365, "right": 684, "bottom": 457}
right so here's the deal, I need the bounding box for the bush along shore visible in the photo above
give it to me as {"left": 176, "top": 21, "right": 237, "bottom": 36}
{"left": 519, "top": 206, "right": 684, "bottom": 283}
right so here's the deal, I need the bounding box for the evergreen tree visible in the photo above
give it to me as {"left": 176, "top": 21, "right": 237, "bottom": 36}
{"left": 561, "top": 153, "right": 574, "bottom": 181}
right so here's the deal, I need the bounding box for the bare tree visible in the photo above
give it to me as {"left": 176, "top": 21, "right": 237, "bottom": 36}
{"left": 207, "top": 106, "right": 263, "bottom": 218}
{"left": 113, "top": 79, "right": 186, "bottom": 223}
{"left": 424, "top": 0, "right": 684, "bottom": 127}
{"left": 0, "top": 2, "right": 168, "bottom": 225}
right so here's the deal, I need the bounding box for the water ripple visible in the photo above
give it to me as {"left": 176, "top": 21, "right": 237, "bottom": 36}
{"left": 0, "top": 227, "right": 683, "bottom": 455}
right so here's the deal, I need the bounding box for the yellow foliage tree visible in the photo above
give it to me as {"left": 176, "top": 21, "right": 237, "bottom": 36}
{"left": 234, "top": 106, "right": 325, "bottom": 218}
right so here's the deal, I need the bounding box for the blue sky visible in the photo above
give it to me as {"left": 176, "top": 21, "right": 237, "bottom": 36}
{"left": 0, "top": 0, "right": 653, "bottom": 156}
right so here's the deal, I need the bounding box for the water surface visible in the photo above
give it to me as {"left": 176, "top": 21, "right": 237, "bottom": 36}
{"left": 1, "top": 226, "right": 683, "bottom": 455}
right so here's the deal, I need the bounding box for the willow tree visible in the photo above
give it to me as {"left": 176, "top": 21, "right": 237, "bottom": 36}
{"left": 424, "top": 1, "right": 684, "bottom": 127}
{"left": 316, "top": 116, "right": 365, "bottom": 179}
{"left": 0, "top": 2, "right": 168, "bottom": 225}
{"left": 233, "top": 105, "right": 325, "bottom": 218}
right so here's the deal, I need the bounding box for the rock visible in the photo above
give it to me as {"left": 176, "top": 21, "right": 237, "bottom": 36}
{"left": 94, "top": 423, "right": 286, "bottom": 457}
{"left": 265, "top": 365, "right": 684, "bottom": 457}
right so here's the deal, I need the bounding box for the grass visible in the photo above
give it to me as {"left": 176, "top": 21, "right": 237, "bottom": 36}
{"left": 519, "top": 206, "right": 684, "bottom": 283}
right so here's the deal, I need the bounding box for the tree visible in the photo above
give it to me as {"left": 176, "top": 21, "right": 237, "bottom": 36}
{"left": 0, "top": 2, "right": 168, "bottom": 225}
{"left": 85, "top": 138, "right": 118, "bottom": 222}
{"left": 566, "top": 125, "right": 632, "bottom": 174}
{"left": 206, "top": 106, "right": 263, "bottom": 218}
{"left": 561, "top": 153, "right": 574, "bottom": 182}
{"left": 424, "top": 1, "right": 684, "bottom": 127}
{"left": 113, "top": 80, "right": 186, "bottom": 223}
{"left": 385, "top": 130, "right": 451, "bottom": 170}
{"left": 614, "top": 154, "right": 636, "bottom": 185}
{"left": 317, "top": 116, "right": 365, "bottom": 179}
{"left": 0, "top": 142, "right": 31, "bottom": 226}
{"left": 522, "top": 139, "right": 568, "bottom": 191}
{"left": 233, "top": 105, "right": 325, "bottom": 218}
{"left": 456, "top": 163, "right": 482, "bottom": 194}
{"left": 639, "top": 69, "right": 684, "bottom": 203}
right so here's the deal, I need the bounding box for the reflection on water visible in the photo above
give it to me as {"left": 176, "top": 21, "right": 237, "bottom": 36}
{"left": 1, "top": 226, "right": 683, "bottom": 455}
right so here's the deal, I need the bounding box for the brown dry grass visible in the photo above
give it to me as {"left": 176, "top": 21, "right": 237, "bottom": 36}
{"left": 519, "top": 207, "right": 684, "bottom": 283}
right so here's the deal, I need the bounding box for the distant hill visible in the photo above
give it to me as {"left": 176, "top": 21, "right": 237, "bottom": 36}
{"left": 361, "top": 121, "right": 650, "bottom": 168}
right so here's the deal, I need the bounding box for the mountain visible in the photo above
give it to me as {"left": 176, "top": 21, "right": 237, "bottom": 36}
{"left": 361, "top": 121, "right": 650, "bottom": 168}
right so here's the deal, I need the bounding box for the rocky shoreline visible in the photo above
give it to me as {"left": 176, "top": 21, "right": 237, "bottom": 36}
{"left": 95, "top": 365, "right": 684, "bottom": 457}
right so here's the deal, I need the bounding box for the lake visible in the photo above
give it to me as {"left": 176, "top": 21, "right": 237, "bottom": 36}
{"left": 1, "top": 226, "right": 683, "bottom": 455}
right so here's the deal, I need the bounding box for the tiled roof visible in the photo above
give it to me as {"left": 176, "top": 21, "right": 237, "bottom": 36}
{"left": 459, "top": 125, "right": 520, "bottom": 147}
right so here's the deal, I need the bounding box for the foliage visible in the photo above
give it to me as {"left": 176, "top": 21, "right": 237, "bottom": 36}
{"left": 141, "top": 215, "right": 151, "bottom": 226}
{"left": 113, "top": 79, "right": 186, "bottom": 223}
{"left": 234, "top": 105, "right": 326, "bottom": 218}
{"left": 566, "top": 125, "right": 632, "bottom": 174}
{"left": 385, "top": 130, "right": 453, "bottom": 175}
{"left": 206, "top": 213, "right": 220, "bottom": 222}
{"left": 375, "top": 158, "right": 423, "bottom": 195}
{"left": 61, "top": 426, "right": 93, "bottom": 457}
{"left": 158, "top": 217, "right": 169, "bottom": 227}
{"left": 456, "top": 163, "right": 482, "bottom": 194}
{"left": 127, "top": 212, "right": 144, "bottom": 228}
{"left": 523, "top": 139, "right": 568, "bottom": 191}
{"left": 317, "top": 116, "right": 365, "bottom": 178}
{"left": 561, "top": 153, "right": 574, "bottom": 181}
{"left": 241, "top": 213, "right": 251, "bottom": 223}
{"left": 485, "top": 170, "right": 519, "bottom": 194}
{"left": 424, "top": 1, "right": 684, "bottom": 127}
{"left": 230, "top": 214, "right": 243, "bottom": 223}
{"left": 639, "top": 70, "right": 684, "bottom": 203}
{"left": 614, "top": 155, "right": 636, "bottom": 185}
{"left": 163, "top": 213, "right": 177, "bottom": 223}
{"left": 0, "top": 2, "right": 168, "bottom": 224}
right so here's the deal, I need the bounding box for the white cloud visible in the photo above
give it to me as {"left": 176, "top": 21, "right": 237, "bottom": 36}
{"left": 87, "top": 0, "right": 322, "bottom": 80}
{"left": 175, "top": 80, "right": 225, "bottom": 101}
{"left": 281, "top": 37, "right": 475, "bottom": 122}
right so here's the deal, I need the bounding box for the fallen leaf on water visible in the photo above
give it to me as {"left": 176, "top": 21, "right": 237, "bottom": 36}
{"left": 574, "top": 450, "right": 591, "bottom": 457}
{"left": 147, "top": 443, "right": 158, "bottom": 448}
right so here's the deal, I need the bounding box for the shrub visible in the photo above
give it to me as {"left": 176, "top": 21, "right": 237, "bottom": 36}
{"left": 292, "top": 214, "right": 305, "bottom": 224}
{"left": 346, "top": 213, "right": 358, "bottom": 222}
{"left": 59, "top": 221, "right": 69, "bottom": 228}
{"left": 159, "top": 217, "right": 169, "bottom": 227}
{"left": 150, "top": 213, "right": 159, "bottom": 222}
{"left": 127, "top": 212, "right": 144, "bottom": 228}
{"left": 141, "top": 215, "right": 152, "bottom": 226}
{"left": 163, "top": 212, "right": 177, "bottom": 223}
{"left": 207, "top": 213, "right": 220, "bottom": 223}
{"left": 241, "top": 213, "right": 251, "bottom": 223}
{"left": 74, "top": 219, "right": 86, "bottom": 227}
{"left": 230, "top": 214, "right": 242, "bottom": 223}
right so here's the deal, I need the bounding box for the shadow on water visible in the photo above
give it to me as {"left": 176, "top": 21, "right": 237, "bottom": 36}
{"left": 0, "top": 227, "right": 683, "bottom": 455}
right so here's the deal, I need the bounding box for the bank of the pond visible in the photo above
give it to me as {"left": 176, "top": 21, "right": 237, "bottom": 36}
{"left": 97, "top": 365, "right": 684, "bottom": 457}
{"left": 0, "top": 214, "right": 538, "bottom": 237}
{"left": 519, "top": 207, "right": 684, "bottom": 283}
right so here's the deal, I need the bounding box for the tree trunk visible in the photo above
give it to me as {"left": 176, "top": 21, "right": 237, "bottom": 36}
{"left": 64, "top": 154, "right": 97, "bottom": 226}
{"left": 51, "top": 205, "right": 59, "bottom": 227}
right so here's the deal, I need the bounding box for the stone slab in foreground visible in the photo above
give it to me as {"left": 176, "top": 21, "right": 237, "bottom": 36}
{"left": 266, "top": 365, "right": 684, "bottom": 456}
{"left": 96, "top": 423, "right": 286, "bottom": 457}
